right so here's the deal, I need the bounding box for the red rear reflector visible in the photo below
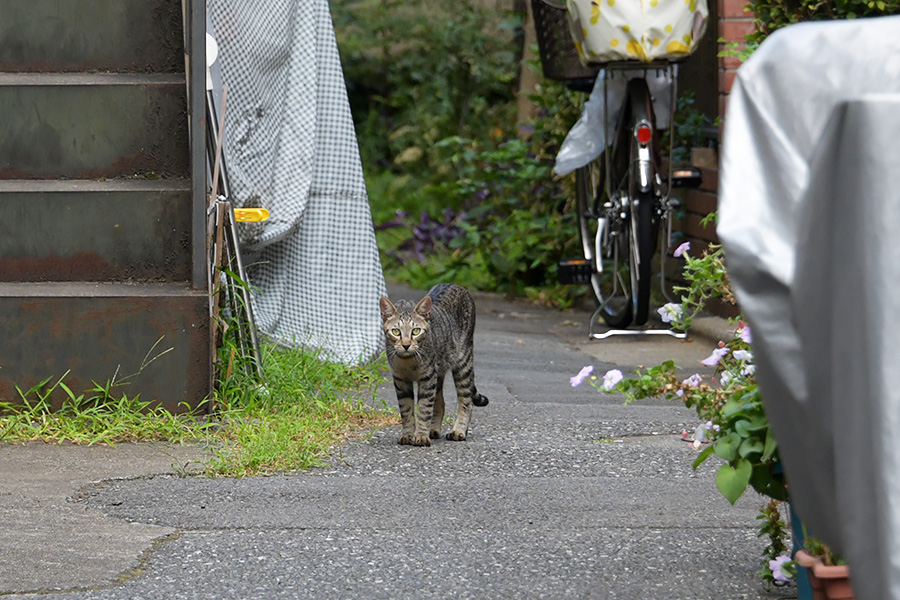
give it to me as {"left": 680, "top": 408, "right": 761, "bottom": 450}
{"left": 637, "top": 126, "right": 652, "bottom": 145}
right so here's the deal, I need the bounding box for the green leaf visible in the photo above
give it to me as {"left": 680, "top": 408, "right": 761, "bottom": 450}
{"left": 762, "top": 429, "right": 778, "bottom": 462}
{"left": 716, "top": 459, "right": 752, "bottom": 504}
{"left": 744, "top": 414, "right": 769, "bottom": 431}
{"left": 692, "top": 444, "right": 715, "bottom": 470}
{"left": 734, "top": 419, "right": 752, "bottom": 437}
{"left": 57, "top": 381, "right": 77, "bottom": 401}
{"left": 722, "top": 399, "right": 743, "bottom": 418}
{"left": 738, "top": 438, "right": 764, "bottom": 458}
{"left": 714, "top": 432, "right": 742, "bottom": 461}
{"left": 750, "top": 464, "right": 788, "bottom": 501}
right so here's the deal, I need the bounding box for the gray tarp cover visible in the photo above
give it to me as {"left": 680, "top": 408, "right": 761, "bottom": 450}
{"left": 208, "top": 0, "right": 386, "bottom": 364}
{"left": 718, "top": 16, "right": 900, "bottom": 600}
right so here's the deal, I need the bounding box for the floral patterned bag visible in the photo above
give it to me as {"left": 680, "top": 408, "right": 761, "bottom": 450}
{"left": 566, "top": 0, "right": 709, "bottom": 63}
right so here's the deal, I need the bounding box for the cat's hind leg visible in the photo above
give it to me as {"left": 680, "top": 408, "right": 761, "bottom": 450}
{"left": 393, "top": 378, "right": 417, "bottom": 445}
{"left": 447, "top": 357, "right": 476, "bottom": 441}
{"left": 429, "top": 373, "right": 445, "bottom": 439}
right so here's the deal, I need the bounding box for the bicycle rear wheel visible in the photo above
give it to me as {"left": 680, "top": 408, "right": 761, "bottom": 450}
{"left": 575, "top": 158, "right": 633, "bottom": 328}
{"left": 576, "top": 76, "right": 660, "bottom": 328}
{"left": 621, "top": 77, "right": 660, "bottom": 326}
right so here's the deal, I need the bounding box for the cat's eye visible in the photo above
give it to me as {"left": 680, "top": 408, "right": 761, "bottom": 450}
{"left": 390, "top": 328, "right": 401, "bottom": 336}
{"left": 411, "top": 328, "right": 422, "bottom": 335}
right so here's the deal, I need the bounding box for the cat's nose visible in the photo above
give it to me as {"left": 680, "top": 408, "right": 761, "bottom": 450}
{"left": 402, "top": 342, "right": 411, "bottom": 350}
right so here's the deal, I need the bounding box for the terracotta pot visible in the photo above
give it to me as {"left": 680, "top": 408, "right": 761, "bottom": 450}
{"left": 795, "top": 549, "right": 854, "bottom": 600}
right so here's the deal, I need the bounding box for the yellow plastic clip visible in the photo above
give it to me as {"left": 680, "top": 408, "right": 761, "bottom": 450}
{"left": 233, "top": 208, "right": 270, "bottom": 222}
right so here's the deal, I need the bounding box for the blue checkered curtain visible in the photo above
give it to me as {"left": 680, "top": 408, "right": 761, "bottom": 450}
{"left": 207, "top": 0, "right": 386, "bottom": 364}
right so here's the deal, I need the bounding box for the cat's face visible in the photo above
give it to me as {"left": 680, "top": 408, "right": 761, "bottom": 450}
{"left": 379, "top": 296, "right": 431, "bottom": 359}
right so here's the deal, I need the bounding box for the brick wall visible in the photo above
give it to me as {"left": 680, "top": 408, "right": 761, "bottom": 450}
{"left": 718, "top": 0, "right": 754, "bottom": 124}
{"left": 674, "top": 148, "right": 740, "bottom": 318}
{"left": 662, "top": 0, "right": 752, "bottom": 318}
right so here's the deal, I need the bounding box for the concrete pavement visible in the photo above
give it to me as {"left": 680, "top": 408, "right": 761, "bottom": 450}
{"left": 0, "top": 283, "right": 796, "bottom": 599}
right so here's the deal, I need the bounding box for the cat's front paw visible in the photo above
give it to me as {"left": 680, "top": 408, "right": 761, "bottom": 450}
{"left": 398, "top": 434, "right": 415, "bottom": 445}
{"left": 429, "top": 430, "right": 441, "bottom": 439}
{"left": 445, "top": 430, "right": 467, "bottom": 441}
{"left": 410, "top": 434, "right": 432, "bottom": 447}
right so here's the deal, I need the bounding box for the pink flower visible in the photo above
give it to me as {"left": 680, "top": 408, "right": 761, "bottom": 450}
{"left": 674, "top": 241, "right": 690, "bottom": 258}
{"left": 570, "top": 365, "right": 594, "bottom": 387}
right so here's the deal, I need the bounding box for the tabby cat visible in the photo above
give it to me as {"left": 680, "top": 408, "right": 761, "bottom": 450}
{"left": 379, "top": 283, "right": 489, "bottom": 446}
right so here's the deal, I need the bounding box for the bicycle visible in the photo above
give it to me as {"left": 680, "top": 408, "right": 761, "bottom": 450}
{"left": 532, "top": 0, "right": 703, "bottom": 336}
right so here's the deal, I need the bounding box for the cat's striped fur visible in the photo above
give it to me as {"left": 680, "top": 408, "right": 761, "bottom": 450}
{"left": 379, "top": 283, "right": 488, "bottom": 446}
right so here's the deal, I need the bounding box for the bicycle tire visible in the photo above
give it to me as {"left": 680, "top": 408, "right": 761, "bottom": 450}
{"left": 624, "top": 78, "right": 659, "bottom": 326}
{"left": 575, "top": 75, "right": 662, "bottom": 329}
{"left": 575, "top": 152, "right": 633, "bottom": 328}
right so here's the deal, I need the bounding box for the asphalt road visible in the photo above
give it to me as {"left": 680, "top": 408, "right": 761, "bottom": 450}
{"left": 1, "top": 283, "right": 797, "bottom": 599}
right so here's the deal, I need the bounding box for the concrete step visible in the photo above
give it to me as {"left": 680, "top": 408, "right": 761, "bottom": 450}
{"left": 0, "top": 73, "right": 189, "bottom": 180}
{"left": 0, "top": 282, "right": 210, "bottom": 412}
{"left": 0, "top": 0, "right": 212, "bottom": 410}
{"left": 0, "top": 179, "right": 194, "bottom": 282}
{"left": 0, "top": 0, "right": 183, "bottom": 73}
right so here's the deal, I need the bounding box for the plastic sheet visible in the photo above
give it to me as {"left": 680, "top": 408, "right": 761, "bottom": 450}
{"left": 717, "top": 16, "right": 900, "bottom": 600}
{"left": 553, "top": 69, "right": 673, "bottom": 176}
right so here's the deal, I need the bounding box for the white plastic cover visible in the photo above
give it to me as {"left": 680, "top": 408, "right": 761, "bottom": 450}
{"left": 553, "top": 69, "right": 673, "bottom": 176}
{"left": 717, "top": 16, "right": 900, "bottom": 600}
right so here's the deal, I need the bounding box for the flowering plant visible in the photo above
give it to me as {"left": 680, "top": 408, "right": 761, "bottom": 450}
{"left": 572, "top": 232, "right": 791, "bottom": 585}
{"left": 767, "top": 533, "right": 846, "bottom": 587}
{"left": 575, "top": 241, "right": 785, "bottom": 504}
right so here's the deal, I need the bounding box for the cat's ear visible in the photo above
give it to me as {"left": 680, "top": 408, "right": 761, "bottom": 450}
{"left": 379, "top": 297, "right": 397, "bottom": 321}
{"left": 414, "top": 296, "right": 432, "bottom": 319}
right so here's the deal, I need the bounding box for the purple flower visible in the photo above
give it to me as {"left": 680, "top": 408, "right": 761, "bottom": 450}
{"left": 657, "top": 303, "right": 683, "bottom": 324}
{"left": 570, "top": 365, "right": 594, "bottom": 387}
{"left": 602, "top": 369, "right": 624, "bottom": 391}
{"left": 693, "top": 424, "right": 706, "bottom": 443}
{"left": 769, "top": 555, "right": 794, "bottom": 582}
{"left": 682, "top": 373, "right": 702, "bottom": 387}
{"left": 701, "top": 347, "right": 729, "bottom": 367}
{"left": 674, "top": 241, "right": 690, "bottom": 258}
{"left": 733, "top": 349, "right": 753, "bottom": 362}
{"left": 737, "top": 324, "right": 752, "bottom": 344}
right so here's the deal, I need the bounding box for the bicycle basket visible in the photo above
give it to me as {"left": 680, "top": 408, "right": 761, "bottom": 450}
{"left": 531, "top": 0, "right": 599, "bottom": 81}
{"left": 568, "top": 0, "right": 709, "bottom": 63}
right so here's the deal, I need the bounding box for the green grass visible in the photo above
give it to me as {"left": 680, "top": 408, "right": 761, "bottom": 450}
{"left": 206, "top": 344, "right": 395, "bottom": 476}
{"left": 0, "top": 345, "right": 396, "bottom": 477}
